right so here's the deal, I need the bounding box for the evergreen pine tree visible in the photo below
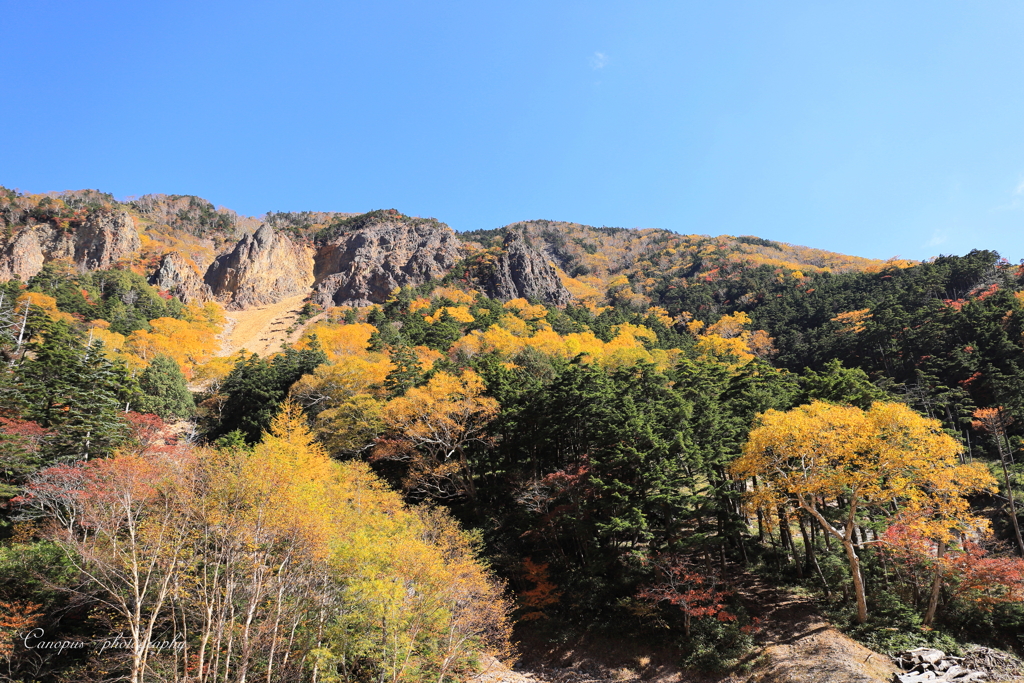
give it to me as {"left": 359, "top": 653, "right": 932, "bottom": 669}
{"left": 423, "top": 310, "right": 461, "bottom": 350}
{"left": 139, "top": 355, "right": 195, "bottom": 419}
{"left": 384, "top": 345, "right": 423, "bottom": 396}
{"left": 208, "top": 339, "right": 327, "bottom": 443}
{"left": 46, "top": 342, "right": 131, "bottom": 460}
{"left": 11, "top": 317, "right": 131, "bottom": 461}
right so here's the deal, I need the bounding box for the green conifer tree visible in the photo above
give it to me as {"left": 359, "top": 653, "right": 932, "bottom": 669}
{"left": 384, "top": 345, "right": 423, "bottom": 396}
{"left": 138, "top": 355, "right": 195, "bottom": 419}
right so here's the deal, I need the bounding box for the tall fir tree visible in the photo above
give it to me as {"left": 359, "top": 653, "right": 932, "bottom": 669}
{"left": 138, "top": 355, "right": 194, "bottom": 419}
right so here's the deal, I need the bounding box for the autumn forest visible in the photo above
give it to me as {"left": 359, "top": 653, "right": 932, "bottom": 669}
{"left": 3, "top": 188, "right": 1024, "bottom": 681}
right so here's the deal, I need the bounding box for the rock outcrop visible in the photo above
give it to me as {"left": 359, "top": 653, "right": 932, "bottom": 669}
{"left": 312, "top": 211, "right": 462, "bottom": 307}
{"left": 149, "top": 252, "right": 213, "bottom": 304}
{"left": 73, "top": 211, "right": 142, "bottom": 270}
{"left": 482, "top": 231, "right": 573, "bottom": 305}
{"left": 204, "top": 225, "right": 315, "bottom": 310}
{"left": 0, "top": 194, "right": 579, "bottom": 313}
{"left": 892, "top": 647, "right": 1022, "bottom": 682}
{"left": 0, "top": 210, "right": 141, "bottom": 281}
{"left": 0, "top": 229, "right": 46, "bottom": 282}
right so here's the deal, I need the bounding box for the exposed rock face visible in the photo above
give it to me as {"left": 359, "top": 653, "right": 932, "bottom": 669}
{"left": 0, "top": 197, "right": 575, "bottom": 313}
{"left": 149, "top": 252, "right": 213, "bottom": 304}
{"left": 204, "top": 225, "right": 315, "bottom": 310}
{"left": 0, "top": 210, "right": 141, "bottom": 281}
{"left": 1, "top": 229, "right": 46, "bottom": 281}
{"left": 312, "top": 212, "right": 462, "bottom": 307}
{"left": 482, "top": 231, "right": 572, "bottom": 305}
{"left": 75, "top": 211, "right": 143, "bottom": 269}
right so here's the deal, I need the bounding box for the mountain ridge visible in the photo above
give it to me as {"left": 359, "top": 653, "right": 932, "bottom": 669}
{"left": 0, "top": 187, "right": 905, "bottom": 316}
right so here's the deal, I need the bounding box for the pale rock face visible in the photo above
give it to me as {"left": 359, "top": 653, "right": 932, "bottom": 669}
{"left": 0, "top": 210, "right": 141, "bottom": 281}
{"left": 74, "top": 211, "right": 142, "bottom": 270}
{"left": 204, "top": 225, "right": 315, "bottom": 309}
{"left": 483, "top": 230, "right": 573, "bottom": 306}
{"left": 149, "top": 252, "right": 214, "bottom": 304}
{"left": 2, "top": 230, "right": 46, "bottom": 281}
{"left": 311, "top": 215, "right": 462, "bottom": 307}
{"left": 0, "top": 203, "right": 575, "bottom": 313}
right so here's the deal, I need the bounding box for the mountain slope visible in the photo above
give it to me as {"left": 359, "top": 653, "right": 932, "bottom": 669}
{"left": 1, "top": 187, "right": 901, "bottom": 318}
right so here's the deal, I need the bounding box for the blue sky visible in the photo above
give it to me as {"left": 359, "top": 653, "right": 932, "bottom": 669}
{"left": 3, "top": 1, "right": 1024, "bottom": 262}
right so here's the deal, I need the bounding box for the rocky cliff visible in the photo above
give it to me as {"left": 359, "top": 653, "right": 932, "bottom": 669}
{"left": 204, "top": 225, "right": 315, "bottom": 310}
{"left": 481, "top": 231, "right": 572, "bottom": 305}
{"left": 74, "top": 211, "right": 143, "bottom": 270}
{"left": 0, "top": 210, "right": 141, "bottom": 281}
{"left": 311, "top": 210, "right": 462, "bottom": 307}
{"left": 149, "top": 252, "right": 213, "bottom": 304}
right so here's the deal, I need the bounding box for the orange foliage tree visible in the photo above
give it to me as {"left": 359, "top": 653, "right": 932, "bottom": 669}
{"left": 0, "top": 600, "right": 42, "bottom": 662}
{"left": 518, "top": 558, "right": 561, "bottom": 622}
{"left": 880, "top": 524, "right": 1024, "bottom": 624}
{"left": 20, "top": 449, "right": 194, "bottom": 683}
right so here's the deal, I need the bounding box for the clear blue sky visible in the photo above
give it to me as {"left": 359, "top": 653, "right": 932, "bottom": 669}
{"left": 3, "top": 1, "right": 1024, "bottom": 262}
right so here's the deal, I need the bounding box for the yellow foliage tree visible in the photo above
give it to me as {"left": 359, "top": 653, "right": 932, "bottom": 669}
{"left": 496, "top": 314, "right": 531, "bottom": 337}
{"left": 430, "top": 286, "right": 477, "bottom": 305}
{"left": 183, "top": 301, "right": 226, "bottom": 328}
{"left": 502, "top": 298, "right": 548, "bottom": 321}
{"left": 695, "top": 333, "right": 755, "bottom": 368}
{"left": 290, "top": 357, "right": 391, "bottom": 454}
{"left": 127, "top": 317, "right": 219, "bottom": 377}
{"left": 17, "top": 292, "right": 76, "bottom": 324}
{"left": 730, "top": 401, "right": 997, "bottom": 623}
{"left": 413, "top": 344, "right": 445, "bottom": 372}
{"left": 558, "top": 271, "right": 607, "bottom": 312}
{"left": 298, "top": 321, "right": 376, "bottom": 361}
{"left": 561, "top": 331, "right": 607, "bottom": 362}
{"left": 84, "top": 323, "right": 140, "bottom": 368}
{"left": 831, "top": 308, "right": 872, "bottom": 334}
{"left": 706, "top": 311, "right": 751, "bottom": 338}
{"left": 380, "top": 371, "right": 499, "bottom": 505}
{"left": 452, "top": 325, "right": 526, "bottom": 358}
{"left": 647, "top": 306, "right": 674, "bottom": 328}
{"left": 691, "top": 311, "right": 777, "bottom": 369}
{"left": 425, "top": 305, "right": 475, "bottom": 324}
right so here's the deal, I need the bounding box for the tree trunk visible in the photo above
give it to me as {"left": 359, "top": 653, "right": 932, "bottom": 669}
{"left": 779, "top": 506, "right": 803, "bottom": 579}
{"left": 923, "top": 539, "right": 945, "bottom": 627}
{"left": 990, "top": 414, "right": 1024, "bottom": 556}
{"left": 842, "top": 539, "right": 869, "bottom": 624}
{"left": 999, "top": 456, "right": 1024, "bottom": 556}
{"left": 800, "top": 498, "right": 867, "bottom": 622}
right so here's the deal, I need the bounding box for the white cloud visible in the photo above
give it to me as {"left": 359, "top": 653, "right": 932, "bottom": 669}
{"left": 590, "top": 52, "right": 608, "bottom": 70}
{"left": 927, "top": 229, "right": 949, "bottom": 247}
{"left": 989, "top": 176, "right": 1024, "bottom": 212}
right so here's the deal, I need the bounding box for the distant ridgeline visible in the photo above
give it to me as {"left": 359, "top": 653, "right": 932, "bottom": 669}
{"left": 0, "top": 187, "right": 900, "bottom": 312}
{"left": 5, "top": 186, "right": 1024, "bottom": 680}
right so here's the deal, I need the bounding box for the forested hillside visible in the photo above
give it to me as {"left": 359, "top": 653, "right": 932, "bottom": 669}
{"left": 2, "top": 187, "right": 1024, "bottom": 682}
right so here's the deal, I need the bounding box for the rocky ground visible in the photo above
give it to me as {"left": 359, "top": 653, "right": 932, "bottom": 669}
{"left": 218, "top": 293, "right": 310, "bottom": 357}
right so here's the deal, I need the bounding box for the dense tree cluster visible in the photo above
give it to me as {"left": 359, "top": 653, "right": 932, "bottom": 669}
{"left": 5, "top": 241, "right": 1024, "bottom": 679}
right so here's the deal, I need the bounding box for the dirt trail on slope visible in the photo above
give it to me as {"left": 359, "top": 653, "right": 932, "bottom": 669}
{"left": 732, "top": 573, "right": 897, "bottom": 683}
{"left": 477, "top": 572, "right": 897, "bottom": 683}
{"left": 218, "top": 294, "right": 312, "bottom": 357}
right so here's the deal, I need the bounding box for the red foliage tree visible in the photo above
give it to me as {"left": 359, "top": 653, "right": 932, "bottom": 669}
{"left": 124, "top": 411, "right": 172, "bottom": 453}
{"left": 519, "top": 558, "right": 561, "bottom": 621}
{"left": 880, "top": 524, "right": 1024, "bottom": 622}
{"left": 637, "top": 554, "right": 734, "bottom": 637}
